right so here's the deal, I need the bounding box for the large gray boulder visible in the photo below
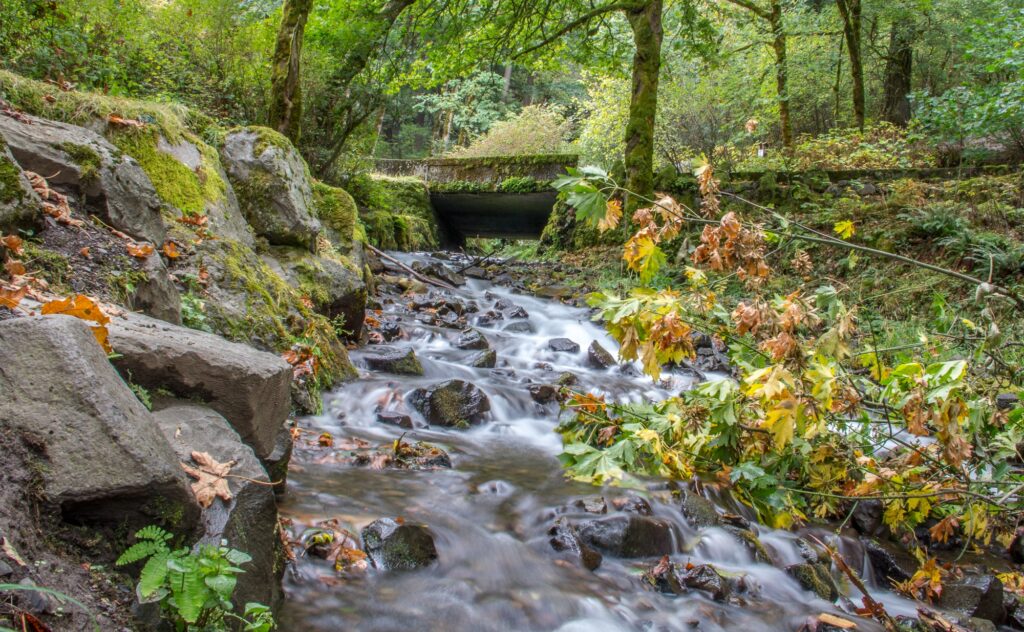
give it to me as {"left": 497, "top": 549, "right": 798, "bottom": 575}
{"left": 127, "top": 253, "right": 182, "bottom": 325}
{"left": 152, "top": 402, "right": 283, "bottom": 611}
{"left": 0, "top": 141, "right": 42, "bottom": 233}
{"left": 0, "top": 113, "right": 166, "bottom": 243}
{"left": 0, "top": 315, "right": 197, "bottom": 530}
{"left": 264, "top": 246, "right": 366, "bottom": 340}
{"left": 106, "top": 311, "right": 293, "bottom": 458}
{"left": 220, "top": 127, "right": 321, "bottom": 251}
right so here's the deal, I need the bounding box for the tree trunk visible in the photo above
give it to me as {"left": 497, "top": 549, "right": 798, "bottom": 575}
{"left": 882, "top": 23, "right": 913, "bottom": 126}
{"left": 502, "top": 63, "right": 513, "bottom": 101}
{"left": 769, "top": 1, "right": 792, "bottom": 148}
{"left": 836, "top": 0, "right": 864, "bottom": 129}
{"left": 268, "top": 0, "right": 313, "bottom": 143}
{"left": 623, "top": 0, "right": 663, "bottom": 206}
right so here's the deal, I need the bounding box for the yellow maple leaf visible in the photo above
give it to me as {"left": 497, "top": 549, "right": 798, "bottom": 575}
{"left": 762, "top": 397, "right": 800, "bottom": 448}
{"left": 833, "top": 220, "right": 856, "bottom": 239}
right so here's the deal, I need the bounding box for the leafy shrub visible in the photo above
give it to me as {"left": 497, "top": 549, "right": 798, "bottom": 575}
{"left": 899, "top": 204, "right": 969, "bottom": 240}
{"left": 450, "top": 105, "right": 573, "bottom": 158}
{"left": 117, "top": 526, "right": 274, "bottom": 631}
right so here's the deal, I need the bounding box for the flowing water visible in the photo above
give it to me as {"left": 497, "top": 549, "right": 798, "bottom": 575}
{"left": 279, "top": 252, "right": 917, "bottom": 632}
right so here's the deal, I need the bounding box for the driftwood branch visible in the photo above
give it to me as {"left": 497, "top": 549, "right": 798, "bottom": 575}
{"left": 366, "top": 244, "right": 457, "bottom": 291}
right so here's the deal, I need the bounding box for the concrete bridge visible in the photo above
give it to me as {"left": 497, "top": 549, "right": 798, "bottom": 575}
{"left": 374, "top": 154, "right": 577, "bottom": 241}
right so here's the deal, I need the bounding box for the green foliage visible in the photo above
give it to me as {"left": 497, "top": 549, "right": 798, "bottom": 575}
{"left": 450, "top": 105, "right": 573, "bottom": 158}
{"left": 117, "top": 526, "right": 274, "bottom": 631}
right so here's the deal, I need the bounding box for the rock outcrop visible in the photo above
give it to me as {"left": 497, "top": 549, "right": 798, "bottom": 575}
{"left": 152, "top": 402, "right": 283, "bottom": 610}
{"left": 0, "top": 316, "right": 197, "bottom": 531}
{"left": 0, "top": 113, "right": 166, "bottom": 243}
{"left": 107, "top": 311, "right": 293, "bottom": 458}
{"left": 220, "top": 126, "right": 321, "bottom": 251}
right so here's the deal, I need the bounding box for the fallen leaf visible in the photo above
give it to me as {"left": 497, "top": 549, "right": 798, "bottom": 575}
{"left": 79, "top": 247, "right": 91, "bottom": 258}
{"left": 17, "top": 611, "right": 52, "bottom": 632}
{"left": 41, "top": 294, "right": 112, "bottom": 352}
{"left": 161, "top": 241, "right": 181, "bottom": 258}
{"left": 126, "top": 242, "right": 155, "bottom": 258}
{"left": 4, "top": 260, "right": 26, "bottom": 276}
{"left": 177, "top": 214, "right": 209, "bottom": 227}
{"left": 0, "top": 285, "right": 28, "bottom": 309}
{"left": 1, "top": 234, "right": 24, "bottom": 255}
{"left": 180, "top": 451, "right": 235, "bottom": 508}
{"left": 318, "top": 432, "right": 334, "bottom": 447}
{"left": 107, "top": 114, "right": 145, "bottom": 128}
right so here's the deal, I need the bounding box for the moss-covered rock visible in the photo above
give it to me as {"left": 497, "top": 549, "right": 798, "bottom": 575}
{"left": 264, "top": 245, "right": 367, "bottom": 341}
{"left": 0, "top": 141, "right": 42, "bottom": 232}
{"left": 312, "top": 181, "right": 363, "bottom": 250}
{"left": 220, "top": 126, "right": 321, "bottom": 251}
{"left": 348, "top": 174, "right": 440, "bottom": 251}
{"left": 786, "top": 562, "right": 839, "bottom": 601}
{"left": 193, "top": 239, "right": 356, "bottom": 411}
{"left": 539, "top": 199, "right": 623, "bottom": 252}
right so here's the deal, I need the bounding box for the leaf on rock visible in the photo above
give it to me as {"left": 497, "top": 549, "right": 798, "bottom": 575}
{"left": 1, "top": 234, "right": 24, "bottom": 255}
{"left": 127, "top": 242, "right": 155, "bottom": 258}
{"left": 41, "top": 294, "right": 112, "bottom": 352}
{"left": 180, "top": 451, "right": 236, "bottom": 508}
{"left": 161, "top": 241, "right": 181, "bottom": 259}
{"left": 108, "top": 114, "right": 146, "bottom": 128}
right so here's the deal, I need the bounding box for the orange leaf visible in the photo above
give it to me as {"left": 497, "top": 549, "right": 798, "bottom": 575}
{"left": 107, "top": 114, "right": 145, "bottom": 128}
{"left": 41, "top": 294, "right": 112, "bottom": 352}
{"left": 1, "top": 234, "right": 24, "bottom": 255}
{"left": 177, "top": 214, "right": 209, "bottom": 227}
{"left": 4, "top": 260, "right": 26, "bottom": 276}
{"left": 0, "top": 286, "right": 28, "bottom": 309}
{"left": 162, "top": 241, "right": 181, "bottom": 258}
{"left": 126, "top": 242, "right": 155, "bottom": 258}
{"left": 318, "top": 432, "right": 334, "bottom": 447}
{"left": 79, "top": 247, "right": 91, "bottom": 258}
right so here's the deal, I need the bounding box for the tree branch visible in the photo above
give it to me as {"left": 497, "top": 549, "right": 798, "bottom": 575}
{"left": 511, "top": 1, "right": 634, "bottom": 60}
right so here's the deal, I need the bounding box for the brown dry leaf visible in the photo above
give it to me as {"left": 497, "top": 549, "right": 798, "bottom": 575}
{"left": 41, "top": 294, "right": 112, "bottom": 352}
{"left": 127, "top": 242, "right": 155, "bottom": 258}
{"left": 107, "top": 114, "right": 145, "bottom": 128}
{"left": 1, "top": 234, "right": 24, "bottom": 255}
{"left": 80, "top": 247, "right": 91, "bottom": 258}
{"left": 929, "top": 516, "right": 959, "bottom": 544}
{"left": 180, "top": 451, "right": 235, "bottom": 508}
{"left": 17, "top": 611, "right": 52, "bottom": 632}
{"left": 177, "top": 214, "right": 209, "bottom": 227}
{"left": 318, "top": 432, "right": 334, "bottom": 448}
{"left": 817, "top": 613, "right": 857, "bottom": 629}
{"left": 4, "top": 260, "right": 26, "bottom": 277}
{"left": 368, "top": 453, "right": 391, "bottom": 469}
{"left": 162, "top": 241, "right": 181, "bottom": 259}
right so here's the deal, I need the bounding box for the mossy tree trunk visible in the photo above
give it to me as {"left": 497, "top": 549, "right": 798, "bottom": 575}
{"left": 882, "top": 23, "right": 913, "bottom": 126}
{"left": 836, "top": 0, "right": 865, "bottom": 129}
{"left": 623, "top": 0, "right": 663, "bottom": 207}
{"left": 268, "top": 0, "right": 313, "bottom": 143}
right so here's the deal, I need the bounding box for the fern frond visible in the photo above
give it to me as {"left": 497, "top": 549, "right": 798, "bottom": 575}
{"left": 117, "top": 540, "right": 164, "bottom": 566}
{"left": 169, "top": 558, "right": 206, "bottom": 624}
{"left": 134, "top": 525, "right": 172, "bottom": 542}
{"left": 137, "top": 551, "right": 170, "bottom": 599}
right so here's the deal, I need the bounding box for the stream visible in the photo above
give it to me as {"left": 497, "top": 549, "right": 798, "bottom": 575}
{"left": 278, "top": 252, "right": 919, "bottom": 632}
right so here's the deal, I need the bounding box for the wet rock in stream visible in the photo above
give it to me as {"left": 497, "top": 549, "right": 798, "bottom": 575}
{"left": 785, "top": 563, "right": 839, "bottom": 601}
{"left": 469, "top": 348, "right": 497, "bottom": 368}
{"left": 937, "top": 573, "right": 1006, "bottom": 624}
{"left": 375, "top": 411, "right": 415, "bottom": 429}
{"left": 411, "top": 261, "right": 465, "bottom": 287}
{"left": 361, "top": 518, "right": 438, "bottom": 571}
{"left": 455, "top": 328, "right": 490, "bottom": 350}
{"left": 362, "top": 346, "right": 424, "bottom": 376}
{"left": 587, "top": 340, "right": 617, "bottom": 369}
{"left": 548, "top": 518, "right": 603, "bottom": 571}
{"left": 644, "top": 557, "right": 732, "bottom": 602}
{"left": 576, "top": 514, "right": 676, "bottom": 558}
{"left": 408, "top": 379, "right": 491, "bottom": 428}
{"left": 528, "top": 384, "right": 558, "bottom": 404}
{"left": 547, "top": 337, "right": 581, "bottom": 353}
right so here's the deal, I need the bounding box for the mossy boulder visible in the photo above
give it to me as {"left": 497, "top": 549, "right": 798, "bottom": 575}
{"left": 0, "top": 141, "right": 42, "bottom": 233}
{"left": 786, "top": 562, "right": 839, "bottom": 601}
{"left": 220, "top": 126, "right": 321, "bottom": 251}
{"left": 360, "top": 518, "right": 438, "bottom": 571}
{"left": 264, "top": 245, "right": 367, "bottom": 341}
{"left": 312, "top": 181, "right": 363, "bottom": 252}
{"left": 348, "top": 173, "right": 440, "bottom": 251}
{"left": 0, "top": 112, "right": 166, "bottom": 242}
{"left": 361, "top": 346, "right": 424, "bottom": 376}
{"left": 539, "top": 199, "right": 623, "bottom": 252}
{"left": 191, "top": 239, "right": 356, "bottom": 411}
{"left": 408, "top": 379, "right": 491, "bottom": 428}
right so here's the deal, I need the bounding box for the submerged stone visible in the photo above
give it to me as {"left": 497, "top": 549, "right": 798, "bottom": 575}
{"left": 361, "top": 518, "right": 438, "bottom": 571}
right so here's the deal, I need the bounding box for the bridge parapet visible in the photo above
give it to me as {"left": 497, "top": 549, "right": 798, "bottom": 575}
{"left": 374, "top": 153, "right": 578, "bottom": 186}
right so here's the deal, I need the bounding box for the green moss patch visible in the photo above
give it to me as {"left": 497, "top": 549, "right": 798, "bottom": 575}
{"left": 312, "top": 182, "right": 360, "bottom": 248}
{"left": 348, "top": 174, "right": 440, "bottom": 251}
{"left": 111, "top": 128, "right": 224, "bottom": 216}
{"left": 0, "top": 152, "right": 26, "bottom": 205}
{"left": 57, "top": 142, "right": 102, "bottom": 185}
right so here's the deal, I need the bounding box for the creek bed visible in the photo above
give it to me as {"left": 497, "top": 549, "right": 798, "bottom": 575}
{"left": 279, "top": 252, "right": 918, "bottom": 631}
